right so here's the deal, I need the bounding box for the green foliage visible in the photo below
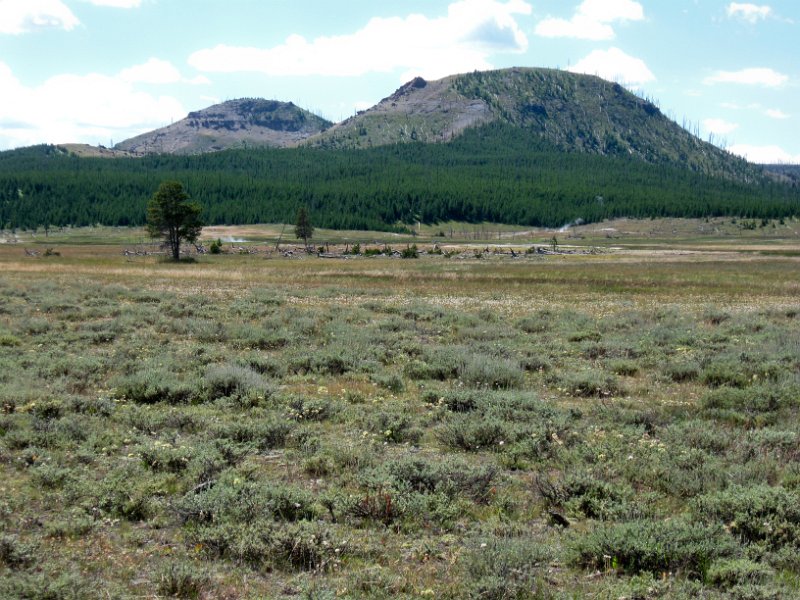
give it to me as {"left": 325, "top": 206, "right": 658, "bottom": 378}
{"left": 155, "top": 561, "right": 208, "bottom": 599}
{"left": 177, "top": 474, "right": 317, "bottom": 525}
{"left": 376, "top": 455, "right": 498, "bottom": 503}
{"left": 1, "top": 118, "right": 798, "bottom": 232}
{"left": 568, "top": 518, "right": 739, "bottom": 578}
{"left": 400, "top": 244, "right": 419, "bottom": 258}
{"left": 692, "top": 485, "right": 800, "bottom": 550}
{"left": 663, "top": 360, "right": 701, "bottom": 382}
{"left": 3, "top": 263, "right": 800, "bottom": 597}
{"left": 190, "top": 520, "right": 347, "bottom": 572}
{"left": 365, "top": 410, "right": 423, "bottom": 444}
{"left": 112, "top": 368, "right": 196, "bottom": 404}
{"left": 203, "top": 363, "right": 276, "bottom": 405}
{"left": 459, "top": 536, "right": 551, "bottom": 599}
{"left": 0, "top": 570, "right": 96, "bottom": 599}
{"left": 537, "top": 471, "right": 633, "bottom": 520}
{"left": 554, "top": 369, "right": 623, "bottom": 397}
{"left": 706, "top": 558, "right": 774, "bottom": 589}
{"left": 295, "top": 206, "right": 314, "bottom": 247}
{"left": 0, "top": 534, "right": 34, "bottom": 569}
{"left": 146, "top": 180, "right": 203, "bottom": 260}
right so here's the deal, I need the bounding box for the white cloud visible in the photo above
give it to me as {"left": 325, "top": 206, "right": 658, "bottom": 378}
{"left": 567, "top": 47, "right": 655, "bottom": 87}
{"left": 765, "top": 108, "right": 789, "bottom": 119}
{"left": 729, "top": 144, "right": 800, "bottom": 164}
{"left": 119, "top": 58, "right": 182, "bottom": 84}
{"left": 703, "top": 118, "right": 739, "bottom": 135}
{"left": 84, "top": 0, "right": 142, "bottom": 6}
{"left": 704, "top": 68, "right": 788, "bottom": 87}
{"left": 189, "top": 0, "right": 532, "bottom": 81}
{"left": 535, "top": 16, "right": 614, "bottom": 40}
{"left": 726, "top": 3, "right": 772, "bottom": 23}
{"left": 119, "top": 58, "right": 210, "bottom": 85}
{"left": 0, "top": 0, "right": 79, "bottom": 34}
{"left": 0, "top": 60, "right": 186, "bottom": 150}
{"left": 535, "top": 0, "right": 644, "bottom": 40}
{"left": 185, "top": 75, "right": 211, "bottom": 85}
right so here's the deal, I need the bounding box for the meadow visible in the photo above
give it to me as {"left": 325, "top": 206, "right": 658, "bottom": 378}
{"left": 1, "top": 221, "right": 799, "bottom": 599}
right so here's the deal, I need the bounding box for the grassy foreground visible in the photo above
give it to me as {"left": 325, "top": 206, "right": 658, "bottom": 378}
{"left": 1, "top": 233, "right": 799, "bottom": 599}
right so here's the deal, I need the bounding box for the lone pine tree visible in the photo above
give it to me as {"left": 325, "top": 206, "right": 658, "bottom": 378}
{"left": 146, "top": 181, "right": 203, "bottom": 261}
{"left": 295, "top": 206, "right": 314, "bottom": 251}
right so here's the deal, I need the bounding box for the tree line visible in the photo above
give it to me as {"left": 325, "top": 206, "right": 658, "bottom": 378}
{"left": 0, "top": 122, "right": 798, "bottom": 231}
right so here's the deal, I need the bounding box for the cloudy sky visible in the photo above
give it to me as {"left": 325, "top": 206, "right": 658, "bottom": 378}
{"left": 0, "top": 0, "right": 797, "bottom": 163}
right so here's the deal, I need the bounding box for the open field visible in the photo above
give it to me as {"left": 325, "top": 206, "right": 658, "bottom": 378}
{"left": 1, "top": 226, "right": 800, "bottom": 598}
{"left": 4, "top": 216, "right": 800, "bottom": 248}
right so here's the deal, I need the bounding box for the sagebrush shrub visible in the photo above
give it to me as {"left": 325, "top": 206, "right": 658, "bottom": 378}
{"left": 692, "top": 485, "right": 800, "bottom": 550}
{"left": 204, "top": 363, "right": 275, "bottom": 404}
{"left": 568, "top": 518, "right": 739, "bottom": 578}
{"left": 113, "top": 368, "right": 195, "bottom": 404}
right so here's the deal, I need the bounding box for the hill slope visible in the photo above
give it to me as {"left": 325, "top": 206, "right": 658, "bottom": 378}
{"left": 115, "top": 98, "right": 332, "bottom": 155}
{"left": 1, "top": 123, "right": 797, "bottom": 232}
{"left": 309, "top": 67, "right": 755, "bottom": 180}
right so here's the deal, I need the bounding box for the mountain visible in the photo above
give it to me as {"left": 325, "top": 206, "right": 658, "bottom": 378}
{"left": 1, "top": 67, "right": 798, "bottom": 232}
{"left": 102, "top": 67, "right": 757, "bottom": 183}
{"left": 309, "top": 67, "right": 754, "bottom": 180}
{"left": 114, "top": 98, "right": 332, "bottom": 155}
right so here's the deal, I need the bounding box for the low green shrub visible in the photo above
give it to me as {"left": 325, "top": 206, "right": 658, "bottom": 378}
{"left": 459, "top": 536, "right": 551, "bottom": 600}
{"left": 701, "top": 361, "right": 752, "bottom": 388}
{"left": 177, "top": 475, "right": 317, "bottom": 525}
{"left": 692, "top": 485, "right": 800, "bottom": 550}
{"left": 706, "top": 558, "right": 773, "bottom": 589}
{"left": 211, "top": 417, "right": 293, "bottom": 451}
{"left": 155, "top": 561, "right": 209, "bottom": 599}
{"left": 701, "top": 384, "right": 799, "bottom": 414}
{"left": 366, "top": 410, "right": 423, "bottom": 444}
{"left": 554, "top": 369, "right": 623, "bottom": 397}
{"left": 662, "top": 360, "right": 701, "bottom": 382}
{"left": 460, "top": 354, "right": 524, "bottom": 389}
{"left": 228, "top": 324, "right": 291, "bottom": 350}
{"left": 436, "top": 415, "right": 513, "bottom": 452}
{"left": 88, "top": 464, "right": 171, "bottom": 521}
{"left": 138, "top": 442, "right": 194, "bottom": 473}
{"left": 30, "top": 463, "right": 72, "bottom": 489}
{"left": 374, "top": 455, "right": 498, "bottom": 503}
{"left": 568, "top": 518, "right": 739, "bottom": 578}
{"left": 606, "top": 359, "right": 640, "bottom": 376}
{"left": 112, "top": 368, "right": 195, "bottom": 404}
{"left": 371, "top": 373, "right": 405, "bottom": 393}
{"left": 204, "top": 363, "right": 275, "bottom": 405}
{"left": 0, "top": 333, "right": 21, "bottom": 347}
{"left": 0, "top": 533, "right": 34, "bottom": 569}
{"left": 400, "top": 244, "right": 418, "bottom": 259}
{"left": 285, "top": 395, "right": 340, "bottom": 422}
{"left": 190, "top": 520, "right": 347, "bottom": 572}
{"left": 43, "top": 510, "right": 95, "bottom": 539}
{"left": 536, "top": 472, "right": 632, "bottom": 520}
{"left": 0, "top": 569, "right": 96, "bottom": 599}
{"left": 516, "top": 312, "right": 555, "bottom": 333}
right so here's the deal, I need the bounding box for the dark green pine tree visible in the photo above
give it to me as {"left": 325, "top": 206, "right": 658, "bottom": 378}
{"left": 294, "top": 206, "right": 314, "bottom": 251}
{"left": 146, "top": 181, "right": 203, "bottom": 261}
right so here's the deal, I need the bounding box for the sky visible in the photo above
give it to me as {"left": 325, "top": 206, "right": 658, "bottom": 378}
{"left": 0, "top": 0, "right": 797, "bottom": 163}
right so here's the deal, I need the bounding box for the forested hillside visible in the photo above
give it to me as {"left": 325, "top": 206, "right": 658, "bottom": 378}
{"left": 309, "top": 68, "right": 763, "bottom": 183}
{"left": 1, "top": 122, "right": 798, "bottom": 231}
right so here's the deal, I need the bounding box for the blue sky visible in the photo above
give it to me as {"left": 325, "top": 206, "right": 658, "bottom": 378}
{"left": 0, "top": 0, "right": 797, "bottom": 163}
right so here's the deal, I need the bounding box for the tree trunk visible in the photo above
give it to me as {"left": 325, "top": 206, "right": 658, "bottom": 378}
{"left": 171, "top": 227, "right": 180, "bottom": 260}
